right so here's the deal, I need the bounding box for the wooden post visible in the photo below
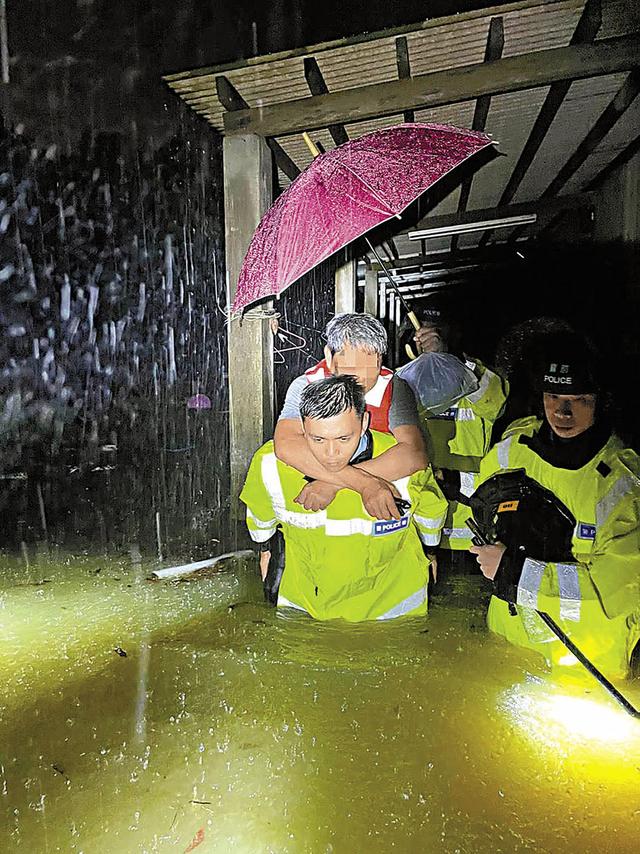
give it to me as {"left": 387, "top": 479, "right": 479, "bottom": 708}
{"left": 364, "top": 268, "right": 378, "bottom": 316}
{"left": 223, "top": 134, "right": 273, "bottom": 512}
{"left": 334, "top": 250, "right": 357, "bottom": 314}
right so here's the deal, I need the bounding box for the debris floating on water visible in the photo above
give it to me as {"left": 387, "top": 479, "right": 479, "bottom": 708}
{"left": 150, "top": 550, "right": 254, "bottom": 581}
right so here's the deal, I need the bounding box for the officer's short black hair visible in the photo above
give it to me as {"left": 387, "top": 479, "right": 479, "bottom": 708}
{"left": 300, "top": 376, "right": 366, "bottom": 421}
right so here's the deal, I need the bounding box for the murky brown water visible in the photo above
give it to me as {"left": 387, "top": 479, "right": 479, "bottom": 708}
{"left": 2, "top": 553, "right": 639, "bottom": 853}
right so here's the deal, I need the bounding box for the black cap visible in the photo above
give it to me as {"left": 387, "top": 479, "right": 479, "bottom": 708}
{"left": 539, "top": 332, "right": 600, "bottom": 395}
{"left": 419, "top": 296, "right": 450, "bottom": 327}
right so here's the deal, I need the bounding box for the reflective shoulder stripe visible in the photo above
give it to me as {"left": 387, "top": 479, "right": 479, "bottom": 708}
{"left": 418, "top": 530, "right": 441, "bottom": 546}
{"left": 455, "top": 407, "right": 475, "bottom": 422}
{"left": 376, "top": 585, "right": 427, "bottom": 620}
{"left": 261, "top": 453, "right": 286, "bottom": 510}
{"left": 556, "top": 563, "right": 581, "bottom": 622}
{"left": 516, "top": 557, "right": 546, "bottom": 610}
{"left": 365, "top": 369, "right": 394, "bottom": 407}
{"left": 595, "top": 473, "right": 637, "bottom": 530}
{"left": 497, "top": 436, "right": 514, "bottom": 469}
{"left": 460, "top": 471, "right": 477, "bottom": 498}
{"left": 325, "top": 518, "right": 373, "bottom": 537}
{"left": 466, "top": 367, "right": 491, "bottom": 403}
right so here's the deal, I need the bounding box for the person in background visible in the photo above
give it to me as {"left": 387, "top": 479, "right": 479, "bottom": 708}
{"left": 241, "top": 376, "right": 447, "bottom": 621}
{"left": 274, "top": 313, "right": 427, "bottom": 522}
{"left": 470, "top": 332, "right": 640, "bottom": 679}
{"left": 410, "top": 299, "right": 508, "bottom": 563}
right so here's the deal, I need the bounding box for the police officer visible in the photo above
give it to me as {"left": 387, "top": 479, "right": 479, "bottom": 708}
{"left": 241, "top": 376, "right": 447, "bottom": 621}
{"left": 410, "top": 299, "right": 509, "bottom": 560}
{"left": 470, "top": 332, "right": 640, "bottom": 679}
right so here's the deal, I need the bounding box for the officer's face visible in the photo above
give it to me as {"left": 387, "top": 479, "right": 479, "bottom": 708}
{"left": 325, "top": 344, "right": 382, "bottom": 393}
{"left": 302, "top": 408, "right": 368, "bottom": 472}
{"left": 543, "top": 393, "right": 597, "bottom": 439}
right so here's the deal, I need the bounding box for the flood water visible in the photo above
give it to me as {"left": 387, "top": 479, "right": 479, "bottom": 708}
{"left": 2, "top": 552, "right": 639, "bottom": 853}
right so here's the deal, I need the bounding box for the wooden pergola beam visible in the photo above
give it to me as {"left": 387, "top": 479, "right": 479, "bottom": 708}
{"left": 216, "top": 76, "right": 301, "bottom": 182}
{"left": 492, "top": 66, "right": 640, "bottom": 246}
{"left": 395, "top": 37, "right": 414, "bottom": 124}
{"left": 303, "top": 57, "right": 349, "bottom": 146}
{"left": 498, "top": 0, "right": 602, "bottom": 209}
{"left": 452, "top": 16, "right": 504, "bottom": 251}
{"left": 223, "top": 35, "right": 640, "bottom": 137}
{"left": 541, "top": 70, "right": 640, "bottom": 199}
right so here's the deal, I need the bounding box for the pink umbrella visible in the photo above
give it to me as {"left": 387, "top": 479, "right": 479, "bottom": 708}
{"left": 232, "top": 123, "right": 496, "bottom": 314}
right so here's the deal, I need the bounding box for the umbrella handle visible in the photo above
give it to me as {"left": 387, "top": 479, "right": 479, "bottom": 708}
{"left": 302, "top": 132, "right": 321, "bottom": 158}
{"left": 405, "top": 310, "right": 421, "bottom": 360}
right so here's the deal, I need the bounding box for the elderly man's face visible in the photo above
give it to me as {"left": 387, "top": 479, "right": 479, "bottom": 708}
{"left": 324, "top": 344, "right": 382, "bottom": 393}
{"left": 302, "top": 408, "right": 368, "bottom": 472}
{"left": 543, "top": 393, "right": 597, "bottom": 439}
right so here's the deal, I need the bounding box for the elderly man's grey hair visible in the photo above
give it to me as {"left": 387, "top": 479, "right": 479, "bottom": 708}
{"left": 325, "top": 313, "right": 387, "bottom": 356}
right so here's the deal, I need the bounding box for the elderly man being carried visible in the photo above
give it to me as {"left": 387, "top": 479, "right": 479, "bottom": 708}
{"left": 274, "top": 313, "right": 427, "bottom": 522}
{"left": 240, "top": 376, "right": 446, "bottom": 621}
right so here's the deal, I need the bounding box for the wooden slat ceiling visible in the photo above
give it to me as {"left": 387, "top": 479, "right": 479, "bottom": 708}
{"left": 164, "top": 0, "right": 639, "bottom": 255}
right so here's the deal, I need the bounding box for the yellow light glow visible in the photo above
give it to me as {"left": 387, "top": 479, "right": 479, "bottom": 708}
{"left": 500, "top": 682, "right": 640, "bottom": 749}
{"left": 557, "top": 653, "right": 578, "bottom": 666}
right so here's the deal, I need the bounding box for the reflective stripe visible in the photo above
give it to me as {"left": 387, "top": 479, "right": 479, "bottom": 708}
{"left": 247, "top": 526, "right": 276, "bottom": 543}
{"left": 517, "top": 557, "right": 546, "bottom": 610}
{"left": 394, "top": 476, "right": 411, "bottom": 503}
{"left": 261, "top": 453, "right": 327, "bottom": 529}
{"left": 376, "top": 586, "right": 427, "bottom": 620}
{"left": 466, "top": 366, "right": 491, "bottom": 403}
{"left": 418, "top": 530, "right": 441, "bottom": 546}
{"left": 247, "top": 509, "right": 276, "bottom": 529}
{"left": 443, "top": 526, "right": 472, "bottom": 539}
{"left": 277, "top": 595, "right": 307, "bottom": 612}
{"left": 326, "top": 518, "right": 373, "bottom": 537}
{"left": 460, "top": 471, "right": 477, "bottom": 498}
{"left": 414, "top": 512, "right": 446, "bottom": 529}
{"left": 497, "top": 436, "right": 513, "bottom": 469}
{"left": 455, "top": 407, "right": 475, "bottom": 422}
{"left": 262, "top": 453, "right": 286, "bottom": 510}
{"left": 556, "top": 563, "right": 581, "bottom": 621}
{"left": 595, "top": 474, "right": 637, "bottom": 529}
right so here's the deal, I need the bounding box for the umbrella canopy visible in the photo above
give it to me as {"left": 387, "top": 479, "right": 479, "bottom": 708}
{"left": 232, "top": 123, "right": 495, "bottom": 314}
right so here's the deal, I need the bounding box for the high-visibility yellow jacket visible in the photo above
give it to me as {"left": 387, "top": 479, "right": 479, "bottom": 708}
{"left": 479, "top": 416, "right": 640, "bottom": 678}
{"left": 239, "top": 430, "right": 447, "bottom": 622}
{"left": 420, "top": 359, "right": 508, "bottom": 550}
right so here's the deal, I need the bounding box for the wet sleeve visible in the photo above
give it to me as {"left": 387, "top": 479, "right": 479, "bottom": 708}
{"left": 465, "top": 362, "right": 509, "bottom": 422}
{"left": 277, "top": 376, "right": 306, "bottom": 422}
{"left": 388, "top": 376, "right": 420, "bottom": 430}
{"left": 239, "top": 454, "right": 278, "bottom": 543}
{"left": 498, "top": 463, "right": 640, "bottom": 619}
{"left": 410, "top": 468, "right": 448, "bottom": 547}
{"left": 584, "top": 468, "right": 640, "bottom": 619}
